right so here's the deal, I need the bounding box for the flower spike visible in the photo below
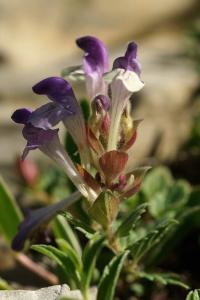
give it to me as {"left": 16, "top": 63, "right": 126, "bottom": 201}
{"left": 11, "top": 36, "right": 150, "bottom": 248}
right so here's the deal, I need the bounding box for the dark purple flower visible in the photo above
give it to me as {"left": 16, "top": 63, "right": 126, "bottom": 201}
{"left": 113, "top": 42, "right": 141, "bottom": 75}
{"left": 12, "top": 191, "right": 81, "bottom": 251}
{"left": 11, "top": 108, "right": 32, "bottom": 124}
{"left": 22, "top": 124, "right": 58, "bottom": 158}
{"left": 76, "top": 36, "right": 109, "bottom": 75}
{"left": 30, "top": 77, "right": 79, "bottom": 129}
{"left": 76, "top": 36, "right": 109, "bottom": 99}
{"left": 12, "top": 108, "right": 59, "bottom": 159}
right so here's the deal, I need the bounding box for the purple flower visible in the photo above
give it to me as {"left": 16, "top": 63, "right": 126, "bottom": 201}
{"left": 30, "top": 77, "right": 78, "bottom": 129}
{"left": 113, "top": 42, "right": 141, "bottom": 75}
{"left": 76, "top": 36, "right": 109, "bottom": 100}
{"left": 12, "top": 108, "right": 58, "bottom": 159}
{"left": 11, "top": 108, "right": 32, "bottom": 124}
{"left": 76, "top": 36, "right": 109, "bottom": 74}
{"left": 30, "top": 77, "right": 90, "bottom": 168}
{"left": 12, "top": 108, "right": 92, "bottom": 199}
{"left": 12, "top": 191, "right": 81, "bottom": 251}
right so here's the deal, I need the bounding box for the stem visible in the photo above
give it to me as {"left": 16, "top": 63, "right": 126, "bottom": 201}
{"left": 107, "top": 225, "right": 121, "bottom": 254}
{"left": 15, "top": 253, "right": 58, "bottom": 285}
{"left": 82, "top": 288, "right": 90, "bottom": 300}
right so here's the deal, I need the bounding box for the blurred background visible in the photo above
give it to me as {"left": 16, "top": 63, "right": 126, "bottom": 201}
{"left": 0, "top": 0, "right": 200, "bottom": 298}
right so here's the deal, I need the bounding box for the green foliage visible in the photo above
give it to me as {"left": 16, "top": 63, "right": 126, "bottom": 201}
{"left": 0, "top": 176, "right": 22, "bottom": 244}
{"left": 186, "top": 290, "right": 200, "bottom": 300}
{"left": 56, "top": 238, "right": 82, "bottom": 272}
{"left": 31, "top": 244, "right": 81, "bottom": 286}
{"left": 142, "top": 167, "right": 173, "bottom": 198}
{"left": 115, "top": 203, "right": 148, "bottom": 237}
{"left": 53, "top": 215, "right": 82, "bottom": 256}
{"left": 0, "top": 277, "right": 11, "bottom": 290}
{"left": 97, "top": 251, "right": 129, "bottom": 300}
{"left": 80, "top": 99, "right": 90, "bottom": 121}
{"left": 81, "top": 235, "right": 105, "bottom": 296}
{"left": 129, "top": 220, "right": 177, "bottom": 263}
{"left": 62, "top": 212, "right": 95, "bottom": 238}
{"left": 24, "top": 166, "right": 200, "bottom": 298}
{"left": 142, "top": 167, "right": 190, "bottom": 218}
{"left": 38, "top": 167, "right": 74, "bottom": 200}
{"left": 184, "top": 114, "right": 200, "bottom": 151}
{"left": 32, "top": 231, "right": 105, "bottom": 297}
{"left": 135, "top": 271, "right": 189, "bottom": 289}
{"left": 88, "top": 190, "right": 119, "bottom": 229}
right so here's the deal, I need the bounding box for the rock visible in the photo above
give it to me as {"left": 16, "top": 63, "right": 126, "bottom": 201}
{"left": 0, "top": 284, "right": 82, "bottom": 300}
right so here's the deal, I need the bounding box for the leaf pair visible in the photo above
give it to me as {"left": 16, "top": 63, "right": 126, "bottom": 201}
{"left": 186, "top": 290, "right": 200, "bottom": 300}
{"left": 129, "top": 219, "right": 177, "bottom": 263}
{"left": 32, "top": 216, "right": 105, "bottom": 295}
{"left": 135, "top": 271, "right": 189, "bottom": 290}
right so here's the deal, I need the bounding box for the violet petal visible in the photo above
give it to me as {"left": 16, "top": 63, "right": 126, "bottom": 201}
{"left": 32, "top": 77, "right": 78, "bottom": 113}
{"left": 76, "top": 36, "right": 109, "bottom": 74}
{"left": 29, "top": 102, "right": 69, "bottom": 130}
{"left": 113, "top": 42, "right": 141, "bottom": 75}
{"left": 11, "top": 108, "right": 32, "bottom": 125}
{"left": 12, "top": 191, "right": 81, "bottom": 251}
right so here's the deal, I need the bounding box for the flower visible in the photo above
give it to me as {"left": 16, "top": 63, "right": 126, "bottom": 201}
{"left": 11, "top": 36, "right": 149, "bottom": 250}
{"left": 11, "top": 108, "right": 94, "bottom": 200}
{"left": 31, "top": 77, "right": 90, "bottom": 168}
{"left": 12, "top": 191, "right": 81, "bottom": 251}
{"left": 76, "top": 36, "right": 109, "bottom": 100}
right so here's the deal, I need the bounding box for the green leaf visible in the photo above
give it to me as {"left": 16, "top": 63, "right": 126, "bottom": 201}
{"left": 146, "top": 205, "right": 200, "bottom": 266}
{"left": 80, "top": 99, "right": 90, "bottom": 121}
{"left": 97, "top": 250, "right": 129, "bottom": 300}
{"left": 0, "top": 176, "right": 22, "bottom": 243}
{"left": 142, "top": 167, "right": 173, "bottom": 199}
{"left": 115, "top": 203, "right": 148, "bottom": 237}
{"left": 135, "top": 271, "right": 189, "bottom": 289}
{"left": 188, "top": 188, "right": 200, "bottom": 207}
{"left": 31, "top": 244, "right": 80, "bottom": 286}
{"left": 88, "top": 190, "right": 119, "bottom": 229}
{"left": 166, "top": 180, "right": 190, "bottom": 208}
{"left": 129, "top": 220, "right": 177, "bottom": 263}
{"left": 56, "top": 238, "right": 82, "bottom": 272}
{"left": 64, "top": 133, "right": 80, "bottom": 165}
{"left": 149, "top": 180, "right": 190, "bottom": 218}
{"left": 82, "top": 235, "right": 105, "bottom": 294}
{"left": 53, "top": 215, "right": 82, "bottom": 257}
{"left": 62, "top": 212, "right": 95, "bottom": 237}
{"left": 186, "top": 290, "right": 200, "bottom": 300}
